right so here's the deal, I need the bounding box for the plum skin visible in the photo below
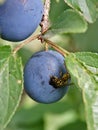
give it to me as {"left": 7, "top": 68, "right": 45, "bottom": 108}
{"left": 24, "top": 50, "right": 69, "bottom": 104}
{"left": 0, "top": 0, "right": 43, "bottom": 41}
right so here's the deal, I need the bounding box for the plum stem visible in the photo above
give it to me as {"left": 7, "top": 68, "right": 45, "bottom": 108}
{"left": 43, "top": 38, "right": 70, "bottom": 56}
{"left": 13, "top": 34, "right": 39, "bottom": 54}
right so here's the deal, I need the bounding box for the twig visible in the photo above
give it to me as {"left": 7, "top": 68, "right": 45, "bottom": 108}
{"left": 13, "top": 34, "right": 39, "bottom": 54}
{"left": 40, "top": 0, "right": 50, "bottom": 34}
{"left": 44, "top": 38, "right": 70, "bottom": 56}
{"left": 12, "top": 0, "right": 69, "bottom": 57}
{"left": 45, "top": 43, "right": 49, "bottom": 51}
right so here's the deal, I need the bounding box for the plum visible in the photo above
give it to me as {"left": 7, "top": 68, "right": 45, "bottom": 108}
{"left": 24, "top": 50, "right": 70, "bottom": 104}
{"left": 0, "top": 0, "right": 43, "bottom": 41}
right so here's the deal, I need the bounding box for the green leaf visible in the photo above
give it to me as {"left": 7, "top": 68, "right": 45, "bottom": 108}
{"left": 49, "top": 0, "right": 69, "bottom": 23}
{"left": 0, "top": 46, "right": 23, "bottom": 130}
{"left": 66, "top": 52, "right": 98, "bottom": 130}
{"left": 50, "top": 9, "right": 87, "bottom": 34}
{"left": 0, "top": 46, "right": 11, "bottom": 60}
{"left": 75, "top": 52, "right": 98, "bottom": 85}
{"left": 58, "top": 120, "right": 86, "bottom": 130}
{"left": 64, "top": 0, "right": 97, "bottom": 23}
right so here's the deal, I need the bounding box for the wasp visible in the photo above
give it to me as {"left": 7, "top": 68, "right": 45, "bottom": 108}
{"left": 49, "top": 72, "right": 71, "bottom": 88}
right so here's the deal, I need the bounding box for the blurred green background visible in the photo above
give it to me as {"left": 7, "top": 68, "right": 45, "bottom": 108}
{"left": 0, "top": 0, "right": 98, "bottom": 130}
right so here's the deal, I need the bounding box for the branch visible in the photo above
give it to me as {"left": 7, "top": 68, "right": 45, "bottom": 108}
{"left": 13, "top": 34, "right": 39, "bottom": 54}
{"left": 40, "top": 0, "right": 51, "bottom": 34}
